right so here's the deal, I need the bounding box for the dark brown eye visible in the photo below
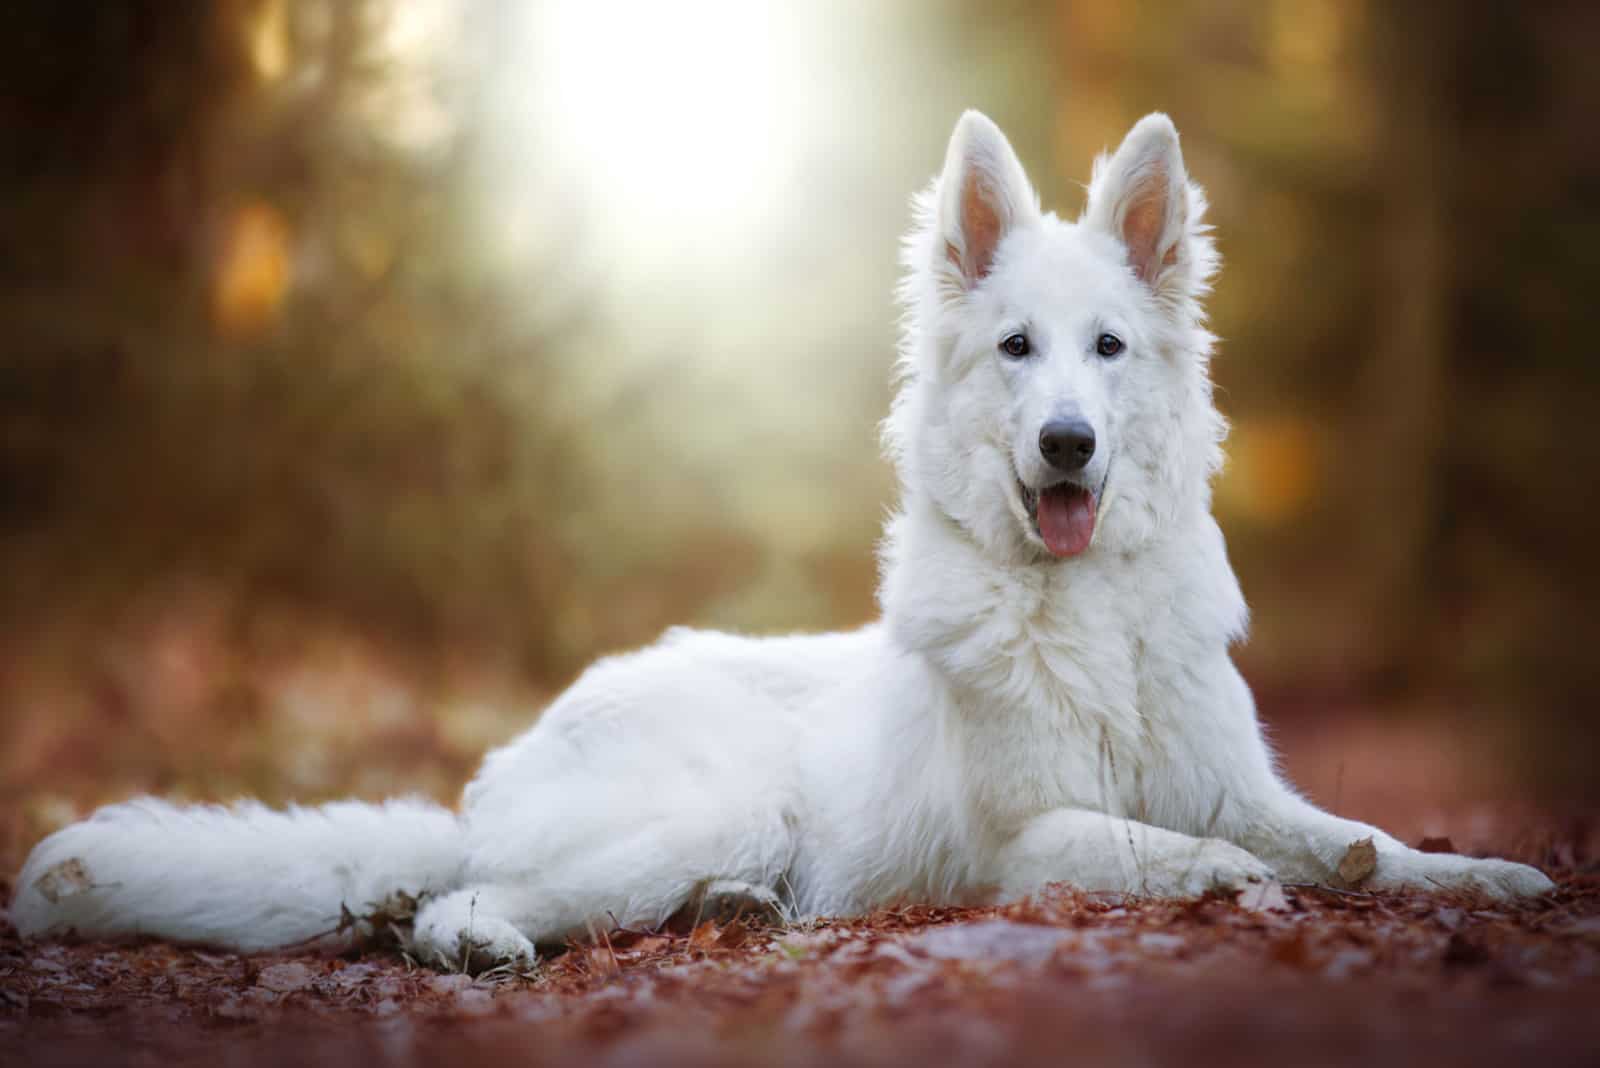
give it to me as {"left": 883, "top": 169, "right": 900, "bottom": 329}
{"left": 1000, "top": 332, "right": 1030, "bottom": 358}
{"left": 1095, "top": 333, "right": 1124, "bottom": 358}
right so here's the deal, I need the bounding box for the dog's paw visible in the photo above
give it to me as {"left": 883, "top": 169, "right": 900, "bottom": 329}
{"left": 412, "top": 892, "right": 537, "bottom": 973}
{"left": 1144, "top": 838, "right": 1276, "bottom": 898}
{"left": 417, "top": 916, "right": 537, "bottom": 974}
{"left": 1375, "top": 853, "right": 1555, "bottom": 900}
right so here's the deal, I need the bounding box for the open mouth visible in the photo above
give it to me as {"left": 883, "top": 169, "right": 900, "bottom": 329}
{"left": 1019, "top": 478, "right": 1098, "bottom": 558}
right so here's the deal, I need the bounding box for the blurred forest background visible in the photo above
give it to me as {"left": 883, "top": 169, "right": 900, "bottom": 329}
{"left": 3, "top": 0, "right": 1597, "bottom": 868}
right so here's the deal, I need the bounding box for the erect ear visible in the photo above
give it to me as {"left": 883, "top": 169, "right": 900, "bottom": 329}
{"left": 1083, "top": 113, "right": 1191, "bottom": 292}
{"left": 936, "top": 110, "right": 1039, "bottom": 289}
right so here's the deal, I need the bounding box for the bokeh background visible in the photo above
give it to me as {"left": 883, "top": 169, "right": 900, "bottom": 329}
{"left": 3, "top": 0, "right": 1597, "bottom": 871}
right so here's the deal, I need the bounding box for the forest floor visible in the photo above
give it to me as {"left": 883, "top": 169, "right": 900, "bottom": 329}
{"left": 2, "top": 713, "right": 1598, "bottom": 1067}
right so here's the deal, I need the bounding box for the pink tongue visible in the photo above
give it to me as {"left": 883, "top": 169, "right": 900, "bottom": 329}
{"left": 1037, "top": 485, "right": 1096, "bottom": 557}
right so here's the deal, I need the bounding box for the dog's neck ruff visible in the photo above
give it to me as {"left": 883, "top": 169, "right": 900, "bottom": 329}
{"left": 878, "top": 493, "right": 1140, "bottom": 753}
{"left": 877, "top": 476, "right": 1244, "bottom": 755}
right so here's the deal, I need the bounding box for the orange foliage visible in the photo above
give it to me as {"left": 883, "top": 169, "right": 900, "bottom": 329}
{"left": 1218, "top": 417, "right": 1321, "bottom": 525}
{"left": 213, "top": 201, "right": 292, "bottom": 337}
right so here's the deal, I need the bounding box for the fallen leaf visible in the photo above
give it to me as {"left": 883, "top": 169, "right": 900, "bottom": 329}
{"left": 332, "top": 963, "right": 380, "bottom": 991}
{"left": 256, "top": 961, "right": 316, "bottom": 992}
{"left": 425, "top": 973, "right": 473, "bottom": 996}
{"left": 688, "top": 920, "right": 720, "bottom": 950}
{"left": 586, "top": 945, "right": 619, "bottom": 978}
{"left": 714, "top": 919, "right": 753, "bottom": 950}
{"left": 366, "top": 889, "right": 422, "bottom": 923}
{"left": 32, "top": 858, "right": 93, "bottom": 904}
{"left": 1337, "top": 838, "right": 1378, "bottom": 887}
{"left": 903, "top": 920, "right": 1071, "bottom": 964}
{"left": 623, "top": 935, "right": 672, "bottom": 956}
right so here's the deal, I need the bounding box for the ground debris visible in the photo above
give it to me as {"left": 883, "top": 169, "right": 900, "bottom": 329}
{"left": 31, "top": 857, "right": 93, "bottom": 903}
{"left": 2, "top": 818, "right": 1597, "bottom": 1066}
{"left": 255, "top": 961, "right": 317, "bottom": 993}
{"left": 1338, "top": 837, "right": 1380, "bottom": 886}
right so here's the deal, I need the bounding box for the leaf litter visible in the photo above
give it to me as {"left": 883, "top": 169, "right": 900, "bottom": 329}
{"left": 1337, "top": 837, "right": 1379, "bottom": 887}
{"left": 2, "top": 818, "right": 1598, "bottom": 1067}
{"left": 31, "top": 857, "right": 95, "bottom": 904}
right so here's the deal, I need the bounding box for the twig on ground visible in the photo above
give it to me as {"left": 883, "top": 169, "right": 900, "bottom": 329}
{"left": 604, "top": 911, "right": 659, "bottom": 938}
{"left": 1283, "top": 881, "right": 1378, "bottom": 900}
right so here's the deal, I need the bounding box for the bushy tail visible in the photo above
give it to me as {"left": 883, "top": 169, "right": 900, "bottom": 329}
{"left": 10, "top": 797, "right": 463, "bottom": 952}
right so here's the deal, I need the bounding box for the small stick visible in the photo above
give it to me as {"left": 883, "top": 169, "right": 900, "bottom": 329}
{"left": 604, "top": 910, "right": 659, "bottom": 938}
{"left": 597, "top": 923, "right": 621, "bottom": 973}
{"left": 1283, "top": 881, "right": 1378, "bottom": 900}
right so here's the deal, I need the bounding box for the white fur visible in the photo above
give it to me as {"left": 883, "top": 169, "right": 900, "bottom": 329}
{"left": 12, "top": 798, "right": 461, "bottom": 951}
{"left": 12, "top": 111, "right": 1552, "bottom": 966}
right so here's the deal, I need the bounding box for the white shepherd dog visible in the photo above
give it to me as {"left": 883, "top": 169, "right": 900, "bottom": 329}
{"left": 13, "top": 112, "right": 1553, "bottom": 967}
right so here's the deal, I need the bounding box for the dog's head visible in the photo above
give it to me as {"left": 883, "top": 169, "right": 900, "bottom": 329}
{"left": 887, "top": 111, "right": 1222, "bottom": 562}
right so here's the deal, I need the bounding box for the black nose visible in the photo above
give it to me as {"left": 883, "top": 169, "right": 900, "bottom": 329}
{"left": 1039, "top": 418, "right": 1095, "bottom": 472}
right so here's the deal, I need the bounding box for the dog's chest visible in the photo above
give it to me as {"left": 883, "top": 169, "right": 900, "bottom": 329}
{"left": 940, "top": 568, "right": 1170, "bottom": 833}
{"left": 884, "top": 515, "right": 1238, "bottom": 837}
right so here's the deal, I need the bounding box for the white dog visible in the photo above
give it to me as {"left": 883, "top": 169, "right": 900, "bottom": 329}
{"left": 12, "top": 112, "right": 1553, "bottom": 968}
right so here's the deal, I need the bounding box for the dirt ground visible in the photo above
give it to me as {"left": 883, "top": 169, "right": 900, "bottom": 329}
{"left": 2, "top": 715, "right": 1598, "bottom": 1068}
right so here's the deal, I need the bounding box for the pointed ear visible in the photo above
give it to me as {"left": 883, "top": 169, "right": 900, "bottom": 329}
{"left": 936, "top": 111, "right": 1039, "bottom": 289}
{"left": 1083, "top": 113, "right": 1192, "bottom": 292}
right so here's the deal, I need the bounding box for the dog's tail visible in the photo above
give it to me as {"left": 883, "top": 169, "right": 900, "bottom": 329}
{"left": 10, "top": 797, "right": 462, "bottom": 951}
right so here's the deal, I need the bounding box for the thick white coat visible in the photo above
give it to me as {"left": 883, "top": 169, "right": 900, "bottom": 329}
{"left": 12, "top": 112, "right": 1552, "bottom": 966}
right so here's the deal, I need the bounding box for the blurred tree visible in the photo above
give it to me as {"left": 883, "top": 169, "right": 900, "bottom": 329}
{"left": 0, "top": 0, "right": 1593, "bottom": 800}
{"left": 1053, "top": 0, "right": 1599, "bottom": 793}
{"left": 1388, "top": 1, "right": 1600, "bottom": 790}
{"left": 0, "top": 1, "right": 592, "bottom": 677}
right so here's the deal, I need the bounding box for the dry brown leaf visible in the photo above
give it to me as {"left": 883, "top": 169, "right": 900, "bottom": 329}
{"left": 425, "top": 973, "right": 473, "bottom": 996}
{"left": 0, "top": 805, "right": 1586, "bottom": 1064}
{"left": 1337, "top": 837, "right": 1378, "bottom": 886}
{"left": 32, "top": 857, "right": 92, "bottom": 904}
{"left": 624, "top": 935, "right": 672, "bottom": 956}
{"left": 714, "top": 919, "right": 751, "bottom": 950}
{"left": 688, "top": 920, "right": 720, "bottom": 950}
{"left": 256, "top": 962, "right": 316, "bottom": 993}
{"left": 587, "top": 945, "right": 620, "bottom": 978}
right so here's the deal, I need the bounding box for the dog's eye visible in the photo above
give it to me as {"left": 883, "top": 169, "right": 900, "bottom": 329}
{"left": 1000, "top": 333, "right": 1030, "bottom": 358}
{"left": 1095, "top": 333, "right": 1124, "bottom": 358}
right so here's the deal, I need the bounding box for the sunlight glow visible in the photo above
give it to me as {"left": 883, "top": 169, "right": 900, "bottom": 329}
{"left": 522, "top": 0, "right": 820, "bottom": 256}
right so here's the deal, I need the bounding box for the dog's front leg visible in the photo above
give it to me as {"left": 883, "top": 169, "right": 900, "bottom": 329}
{"left": 1233, "top": 790, "right": 1554, "bottom": 900}
{"left": 992, "top": 808, "right": 1276, "bottom": 901}
{"left": 1173, "top": 658, "right": 1554, "bottom": 900}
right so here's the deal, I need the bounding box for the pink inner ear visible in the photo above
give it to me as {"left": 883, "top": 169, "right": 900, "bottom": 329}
{"left": 1120, "top": 160, "right": 1184, "bottom": 286}
{"left": 960, "top": 174, "right": 1004, "bottom": 282}
{"left": 1120, "top": 168, "right": 1171, "bottom": 285}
